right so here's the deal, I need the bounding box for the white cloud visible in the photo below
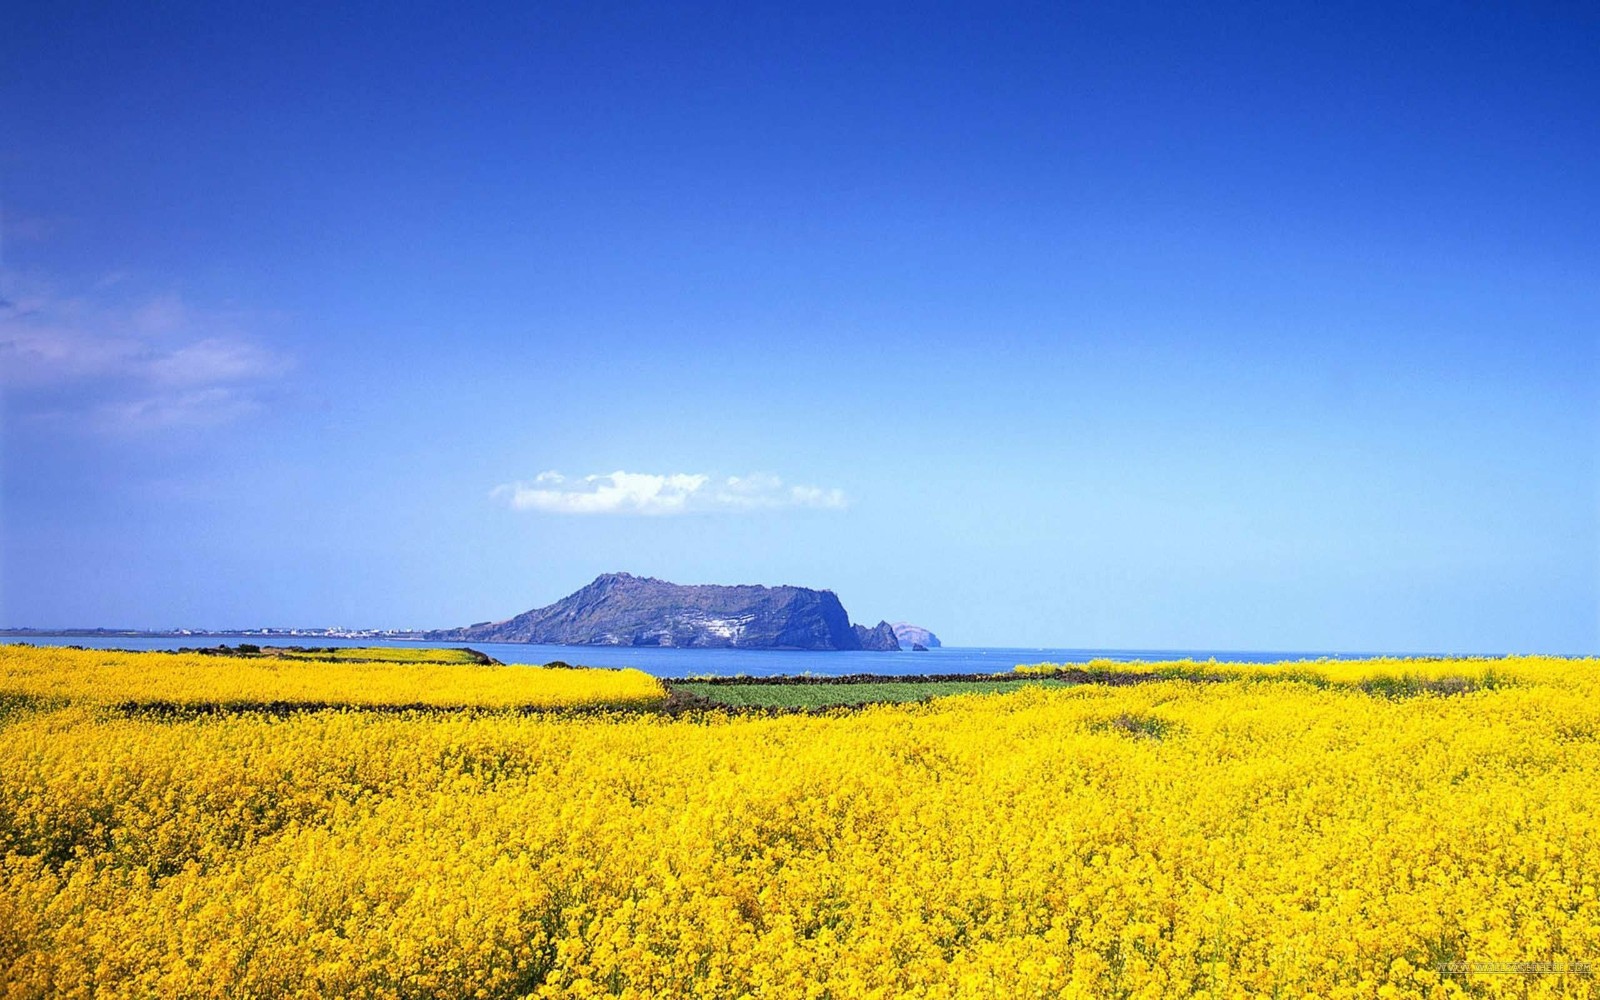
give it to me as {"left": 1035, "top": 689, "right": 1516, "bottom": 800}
{"left": 0, "top": 271, "right": 290, "bottom": 433}
{"left": 93, "top": 387, "right": 265, "bottom": 432}
{"left": 144, "top": 337, "right": 284, "bottom": 387}
{"left": 493, "top": 470, "right": 849, "bottom": 515}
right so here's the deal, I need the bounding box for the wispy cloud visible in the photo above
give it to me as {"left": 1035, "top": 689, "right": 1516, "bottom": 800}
{"left": 0, "top": 272, "right": 290, "bottom": 433}
{"left": 492, "top": 470, "right": 849, "bottom": 515}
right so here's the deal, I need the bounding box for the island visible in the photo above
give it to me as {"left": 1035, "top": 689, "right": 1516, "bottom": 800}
{"left": 427, "top": 573, "right": 908, "bottom": 650}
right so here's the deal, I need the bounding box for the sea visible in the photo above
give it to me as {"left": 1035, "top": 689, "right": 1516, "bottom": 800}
{"left": 3, "top": 634, "right": 1409, "bottom": 678}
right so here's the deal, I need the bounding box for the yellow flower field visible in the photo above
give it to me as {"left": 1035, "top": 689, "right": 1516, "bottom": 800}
{"left": 2, "top": 649, "right": 1598, "bottom": 998}
{"left": 0, "top": 644, "right": 665, "bottom": 711}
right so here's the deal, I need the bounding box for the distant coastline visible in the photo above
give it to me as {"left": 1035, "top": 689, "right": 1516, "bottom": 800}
{"left": 0, "top": 627, "right": 438, "bottom": 641}
{"left": 2, "top": 574, "right": 945, "bottom": 653}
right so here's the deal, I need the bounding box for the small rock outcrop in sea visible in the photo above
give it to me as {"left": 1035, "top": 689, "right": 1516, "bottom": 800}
{"left": 911, "top": 642, "right": 929, "bottom": 651}
{"left": 890, "top": 623, "right": 942, "bottom": 649}
{"left": 428, "top": 573, "right": 906, "bottom": 650}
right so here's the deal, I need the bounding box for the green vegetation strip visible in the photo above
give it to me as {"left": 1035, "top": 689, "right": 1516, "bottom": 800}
{"left": 178, "top": 645, "right": 497, "bottom": 665}
{"left": 280, "top": 646, "right": 493, "bottom": 664}
{"left": 670, "top": 678, "right": 1074, "bottom": 708}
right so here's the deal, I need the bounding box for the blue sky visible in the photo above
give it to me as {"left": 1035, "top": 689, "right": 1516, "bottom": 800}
{"left": 2, "top": 2, "right": 1596, "bottom": 652}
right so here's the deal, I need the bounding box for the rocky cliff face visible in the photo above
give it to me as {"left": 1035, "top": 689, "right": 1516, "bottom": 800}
{"left": 852, "top": 620, "right": 901, "bottom": 651}
{"left": 890, "top": 623, "right": 942, "bottom": 649}
{"left": 431, "top": 573, "right": 900, "bottom": 650}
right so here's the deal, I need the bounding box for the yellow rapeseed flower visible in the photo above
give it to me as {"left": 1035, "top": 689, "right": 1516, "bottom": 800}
{"left": 1, "top": 648, "right": 1597, "bottom": 998}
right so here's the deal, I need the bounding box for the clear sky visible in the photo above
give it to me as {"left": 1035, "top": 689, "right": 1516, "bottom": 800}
{"left": 2, "top": 2, "right": 1596, "bottom": 652}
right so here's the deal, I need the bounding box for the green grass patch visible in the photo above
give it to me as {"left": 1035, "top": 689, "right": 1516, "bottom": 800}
{"left": 276, "top": 646, "right": 491, "bottom": 664}
{"left": 671, "top": 678, "right": 1072, "bottom": 709}
{"left": 1089, "top": 712, "right": 1179, "bottom": 740}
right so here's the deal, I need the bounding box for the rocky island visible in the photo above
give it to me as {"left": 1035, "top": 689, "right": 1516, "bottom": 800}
{"left": 428, "top": 573, "right": 907, "bottom": 650}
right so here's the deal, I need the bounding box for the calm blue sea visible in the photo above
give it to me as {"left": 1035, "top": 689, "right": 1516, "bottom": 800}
{"left": 3, "top": 634, "right": 1405, "bottom": 678}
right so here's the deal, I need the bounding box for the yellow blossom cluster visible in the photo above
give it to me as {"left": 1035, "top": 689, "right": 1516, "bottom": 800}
{"left": 0, "top": 644, "right": 665, "bottom": 711}
{"left": 2, "top": 653, "right": 1599, "bottom": 998}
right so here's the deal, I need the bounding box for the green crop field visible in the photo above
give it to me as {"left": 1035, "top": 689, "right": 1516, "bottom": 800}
{"left": 270, "top": 646, "right": 490, "bottom": 664}
{"left": 670, "top": 677, "right": 1073, "bottom": 708}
